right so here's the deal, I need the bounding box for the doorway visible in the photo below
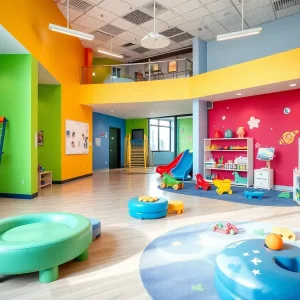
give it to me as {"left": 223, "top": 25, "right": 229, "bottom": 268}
{"left": 109, "top": 127, "right": 121, "bottom": 169}
{"left": 132, "top": 129, "right": 144, "bottom": 140}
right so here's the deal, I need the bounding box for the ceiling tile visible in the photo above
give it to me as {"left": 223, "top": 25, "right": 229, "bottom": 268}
{"left": 57, "top": 4, "right": 84, "bottom": 21}
{"left": 110, "top": 17, "right": 137, "bottom": 30}
{"left": 170, "top": 32, "right": 194, "bottom": 42}
{"left": 173, "top": 0, "right": 203, "bottom": 14}
{"left": 140, "top": 1, "right": 168, "bottom": 16}
{"left": 87, "top": 0, "right": 102, "bottom": 3}
{"left": 81, "top": 40, "right": 99, "bottom": 49}
{"left": 110, "top": 37, "right": 127, "bottom": 46}
{"left": 164, "top": 41, "right": 182, "bottom": 51}
{"left": 97, "top": 0, "right": 133, "bottom": 17}
{"left": 206, "top": 0, "right": 233, "bottom": 13}
{"left": 233, "top": 0, "right": 270, "bottom": 10}
{"left": 118, "top": 31, "right": 141, "bottom": 43}
{"left": 201, "top": 14, "right": 217, "bottom": 25}
{"left": 222, "top": 22, "right": 248, "bottom": 32}
{"left": 219, "top": 15, "right": 243, "bottom": 26}
{"left": 167, "top": 16, "right": 188, "bottom": 27}
{"left": 178, "top": 20, "right": 200, "bottom": 32}
{"left": 140, "top": 19, "right": 169, "bottom": 32}
{"left": 180, "top": 39, "right": 193, "bottom": 46}
{"left": 72, "top": 14, "right": 106, "bottom": 30}
{"left": 92, "top": 30, "right": 113, "bottom": 42}
{"left": 200, "top": 0, "right": 219, "bottom": 4}
{"left": 245, "top": 5, "right": 277, "bottom": 26}
{"left": 59, "top": 0, "right": 95, "bottom": 12}
{"left": 190, "top": 28, "right": 215, "bottom": 40}
{"left": 158, "top": 0, "right": 189, "bottom": 8}
{"left": 213, "top": 7, "right": 239, "bottom": 22}
{"left": 275, "top": 4, "right": 300, "bottom": 19}
{"left": 182, "top": 6, "right": 211, "bottom": 21}
{"left": 132, "top": 46, "right": 150, "bottom": 53}
{"left": 206, "top": 22, "right": 228, "bottom": 34}
{"left": 125, "top": 0, "right": 153, "bottom": 6}
{"left": 87, "top": 6, "right": 118, "bottom": 23}
{"left": 122, "top": 9, "right": 153, "bottom": 25}
{"left": 157, "top": 10, "right": 179, "bottom": 21}
{"left": 99, "top": 23, "right": 126, "bottom": 36}
{"left": 129, "top": 26, "right": 149, "bottom": 37}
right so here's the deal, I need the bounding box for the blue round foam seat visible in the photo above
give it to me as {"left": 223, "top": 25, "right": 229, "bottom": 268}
{"left": 128, "top": 197, "right": 168, "bottom": 219}
{"left": 89, "top": 218, "right": 101, "bottom": 240}
{"left": 215, "top": 239, "right": 300, "bottom": 300}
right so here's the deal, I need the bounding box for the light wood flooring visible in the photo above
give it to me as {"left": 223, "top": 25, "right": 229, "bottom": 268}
{"left": 0, "top": 171, "right": 299, "bottom": 300}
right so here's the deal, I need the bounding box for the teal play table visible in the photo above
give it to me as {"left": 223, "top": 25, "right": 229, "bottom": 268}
{"left": 0, "top": 212, "right": 92, "bottom": 283}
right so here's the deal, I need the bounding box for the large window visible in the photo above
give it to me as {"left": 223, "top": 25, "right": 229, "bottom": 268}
{"left": 150, "top": 119, "right": 171, "bottom": 151}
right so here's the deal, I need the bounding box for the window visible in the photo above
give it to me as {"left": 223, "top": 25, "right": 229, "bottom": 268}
{"left": 112, "top": 67, "right": 121, "bottom": 78}
{"left": 152, "top": 63, "right": 159, "bottom": 71}
{"left": 168, "top": 61, "right": 177, "bottom": 73}
{"left": 150, "top": 119, "right": 171, "bottom": 151}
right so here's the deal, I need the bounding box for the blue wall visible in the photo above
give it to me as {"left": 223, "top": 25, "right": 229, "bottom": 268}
{"left": 153, "top": 152, "right": 175, "bottom": 166}
{"left": 93, "top": 112, "right": 126, "bottom": 170}
{"left": 207, "top": 14, "right": 300, "bottom": 71}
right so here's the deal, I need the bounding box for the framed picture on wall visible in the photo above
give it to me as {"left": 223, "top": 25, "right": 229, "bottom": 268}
{"left": 37, "top": 130, "right": 44, "bottom": 146}
{"left": 168, "top": 61, "right": 177, "bottom": 73}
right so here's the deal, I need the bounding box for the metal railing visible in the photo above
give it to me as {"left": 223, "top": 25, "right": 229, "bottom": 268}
{"left": 81, "top": 58, "right": 192, "bottom": 84}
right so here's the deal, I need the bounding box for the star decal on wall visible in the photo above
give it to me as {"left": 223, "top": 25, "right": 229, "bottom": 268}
{"left": 253, "top": 250, "right": 260, "bottom": 254}
{"left": 251, "top": 258, "right": 262, "bottom": 265}
{"left": 243, "top": 252, "right": 250, "bottom": 256}
{"left": 247, "top": 116, "right": 260, "bottom": 129}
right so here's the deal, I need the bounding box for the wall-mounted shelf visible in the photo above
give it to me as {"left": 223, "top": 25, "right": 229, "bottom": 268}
{"left": 204, "top": 138, "right": 253, "bottom": 187}
{"left": 38, "top": 171, "right": 52, "bottom": 192}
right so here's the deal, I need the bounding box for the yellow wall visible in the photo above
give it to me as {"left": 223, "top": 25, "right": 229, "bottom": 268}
{"left": 1, "top": 0, "right": 92, "bottom": 180}
{"left": 81, "top": 48, "right": 300, "bottom": 105}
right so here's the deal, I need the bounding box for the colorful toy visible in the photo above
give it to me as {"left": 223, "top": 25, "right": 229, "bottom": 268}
{"left": 212, "top": 223, "right": 238, "bottom": 235}
{"left": 156, "top": 152, "right": 183, "bottom": 176}
{"left": 195, "top": 174, "right": 211, "bottom": 191}
{"left": 265, "top": 233, "right": 283, "bottom": 250}
{"left": 168, "top": 200, "right": 184, "bottom": 214}
{"left": 138, "top": 196, "right": 158, "bottom": 202}
{"left": 89, "top": 218, "right": 101, "bottom": 240}
{"left": 160, "top": 173, "right": 184, "bottom": 190}
{"left": 236, "top": 126, "right": 246, "bottom": 138}
{"left": 244, "top": 190, "right": 264, "bottom": 199}
{"left": 278, "top": 191, "right": 291, "bottom": 198}
{"left": 215, "top": 239, "right": 300, "bottom": 300}
{"left": 213, "top": 179, "right": 232, "bottom": 195}
{"left": 225, "top": 129, "right": 233, "bottom": 138}
{"left": 253, "top": 228, "right": 265, "bottom": 236}
{"left": 232, "top": 171, "right": 247, "bottom": 185}
{"left": 272, "top": 227, "right": 296, "bottom": 241}
{"left": 214, "top": 129, "right": 222, "bottom": 138}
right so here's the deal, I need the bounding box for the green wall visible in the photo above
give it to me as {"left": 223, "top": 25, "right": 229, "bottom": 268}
{"left": 93, "top": 58, "right": 122, "bottom": 84}
{"left": 126, "top": 119, "right": 148, "bottom": 137}
{"left": 0, "top": 54, "right": 38, "bottom": 196}
{"left": 177, "top": 118, "right": 193, "bottom": 153}
{"left": 38, "top": 85, "right": 61, "bottom": 181}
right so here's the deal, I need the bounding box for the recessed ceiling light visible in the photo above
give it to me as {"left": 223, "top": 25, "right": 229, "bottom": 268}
{"left": 110, "top": 110, "right": 114, "bottom": 112}
{"left": 289, "top": 83, "right": 297, "bottom": 87}
{"left": 237, "top": 93, "right": 242, "bottom": 96}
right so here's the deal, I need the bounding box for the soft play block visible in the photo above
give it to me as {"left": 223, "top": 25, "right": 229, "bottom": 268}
{"left": 89, "top": 218, "right": 101, "bottom": 239}
{"left": 244, "top": 190, "right": 264, "bottom": 200}
{"left": 128, "top": 197, "right": 168, "bottom": 219}
{"left": 215, "top": 239, "right": 300, "bottom": 300}
{"left": 0, "top": 212, "right": 92, "bottom": 283}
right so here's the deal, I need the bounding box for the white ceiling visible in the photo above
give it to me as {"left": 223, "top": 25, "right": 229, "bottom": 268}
{"left": 0, "top": 25, "right": 59, "bottom": 84}
{"left": 90, "top": 79, "right": 299, "bottom": 119}
{"left": 56, "top": 0, "right": 300, "bottom": 62}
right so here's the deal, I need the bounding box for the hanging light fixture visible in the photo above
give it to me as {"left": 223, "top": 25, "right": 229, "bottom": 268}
{"left": 216, "top": 0, "right": 262, "bottom": 41}
{"left": 97, "top": 35, "right": 124, "bottom": 59}
{"left": 141, "top": 1, "right": 170, "bottom": 49}
{"left": 49, "top": 0, "right": 94, "bottom": 40}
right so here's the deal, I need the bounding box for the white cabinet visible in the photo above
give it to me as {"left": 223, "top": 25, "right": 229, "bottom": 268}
{"left": 293, "top": 169, "right": 300, "bottom": 205}
{"left": 254, "top": 169, "right": 274, "bottom": 190}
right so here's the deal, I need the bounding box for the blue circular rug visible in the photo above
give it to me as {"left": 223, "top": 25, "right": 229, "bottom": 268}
{"left": 140, "top": 222, "right": 300, "bottom": 300}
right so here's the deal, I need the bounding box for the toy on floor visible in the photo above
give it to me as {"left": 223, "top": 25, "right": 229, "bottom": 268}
{"left": 272, "top": 227, "right": 296, "bottom": 241}
{"left": 213, "top": 179, "right": 232, "bottom": 195}
{"left": 232, "top": 171, "right": 247, "bottom": 185}
{"left": 156, "top": 152, "right": 183, "bottom": 176}
{"left": 215, "top": 239, "right": 300, "bottom": 300}
{"left": 244, "top": 190, "right": 264, "bottom": 200}
{"left": 160, "top": 173, "right": 184, "bottom": 190}
{"left": 168, "top": 200, "right": 184, "bottom": 214}
{"left": 278, "top": 191, "right": 291, "bottom": 198}
{"left": 138, "top": 196, "right": 158, "bottom": 202}
{"left": 265, "top": 233, "right": 283, "bottom": 250}
{"left": 253, "top": 228, "right": 265, "bottom": 237}
{"left": 212, "top": 223, "right": 238, "bottom": 235}
{"left": 89, "top": 218, "right": 101, "bottom": 240}
{"left": 195, "top": 174, "right": 211, "bottom": 191}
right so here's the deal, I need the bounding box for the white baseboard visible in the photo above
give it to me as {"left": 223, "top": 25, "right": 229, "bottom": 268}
{"left": 274, "top": 185, "right": 293, "bottom": 191}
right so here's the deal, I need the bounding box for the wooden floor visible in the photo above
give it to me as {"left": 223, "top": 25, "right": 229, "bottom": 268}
{"left": 0, "top": 171, "right": 299, "bottom": 300}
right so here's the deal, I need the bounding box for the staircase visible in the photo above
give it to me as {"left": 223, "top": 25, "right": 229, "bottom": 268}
{"left": 125, "top": 134, "right": 151, "bottom": 173}
{"left": 0, "top": 117, "right": 8, "bottom": 164}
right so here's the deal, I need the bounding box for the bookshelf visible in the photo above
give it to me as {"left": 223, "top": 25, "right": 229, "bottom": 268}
{"left": 293, "top": 169, "right": 300, "bottom": 205}
{"left": 204, "top": 138, "right": 253, "bottom": 187}
{"left": 38, "top": 171, "right": 52, "bottom": 192}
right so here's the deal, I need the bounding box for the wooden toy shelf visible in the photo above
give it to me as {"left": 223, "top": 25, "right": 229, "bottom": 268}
{"left": 38, "top": 171, "right": 52, "bottom": 192}
{"left": 204, "top": 138, "right": 254, "bottom": 187}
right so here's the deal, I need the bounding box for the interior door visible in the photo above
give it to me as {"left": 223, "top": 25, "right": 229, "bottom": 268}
{"left": 109, "top": 128, "right": 121, "bottom": 169}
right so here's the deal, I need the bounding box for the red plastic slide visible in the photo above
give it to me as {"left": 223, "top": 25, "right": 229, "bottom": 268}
{"left": 156, "top": 152, "right": 184, "bottom": 176}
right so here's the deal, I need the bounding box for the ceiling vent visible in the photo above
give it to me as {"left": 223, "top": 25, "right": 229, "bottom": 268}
{"left": 271, "top": 0, "right": 300, "bottom": 11}
{"left": 98, "top": 24, "right": 125, "bottom": 36}
{"left": 160, "top": 27, "right": 183, "bottom": 37}
{"left": 141, "top": 1, "right": 168, "bottom": 16}
{"left": 170, "top": 32, "right": 194, "bottom": 43}
{"left": 122, "top": 10, "right": 153, "bottom": 25}
{"left": 132, "top": 47, "right": 150, "bottom": 53}
{"left": 61, "top": 0, "right": 93, "bottom": 12}
{"left": 92, "top": 31, "right": 112, "bottom": 42}
{"left": 122, "top": 42, "right": 135, "bottom": 47}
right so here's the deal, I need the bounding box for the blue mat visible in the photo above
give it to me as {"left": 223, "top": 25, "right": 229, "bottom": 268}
{"left": 157, "top": 182, "right": 297, "bottom": 207}
{"left": 140, "top": 222, "right": 300, "bottom": 300}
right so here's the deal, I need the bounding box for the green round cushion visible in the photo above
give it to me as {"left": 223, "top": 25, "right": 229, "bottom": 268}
{"left": 0, "top": 212, "right": 92, "bottom": 274}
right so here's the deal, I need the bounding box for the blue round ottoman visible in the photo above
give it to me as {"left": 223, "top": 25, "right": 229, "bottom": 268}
{"left": 128, "top": 197, "right": 168, "bottom": 219}
{"left": 215, "top": 239, "right": 300, "bottom": 300}
{"left": 89, "top": 218, "right": 101, "bottom": 240}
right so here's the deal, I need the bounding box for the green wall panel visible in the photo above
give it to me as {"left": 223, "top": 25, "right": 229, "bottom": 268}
{"left": 126, "top": 119, "right": 148, "bottom": 137}
{"left": 177, "top": 118, "right": 193, "bottom": 153}
{"left": 92, "top": 58, "right": 122, "bottom": 84}
{"left": 38, "top": 85, "right": 61, "bottom": 181}
{"left": 0, "top": 54, "right": 38, "bottom": 196}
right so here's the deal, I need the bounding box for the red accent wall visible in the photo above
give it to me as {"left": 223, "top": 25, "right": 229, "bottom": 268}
{"left": 208, "top": 89, "right": 300, "bottom": 186}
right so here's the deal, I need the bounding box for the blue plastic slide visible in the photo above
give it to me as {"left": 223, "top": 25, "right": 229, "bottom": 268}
{"left": 171, "top": 149, "right": 193, "bottom": 180}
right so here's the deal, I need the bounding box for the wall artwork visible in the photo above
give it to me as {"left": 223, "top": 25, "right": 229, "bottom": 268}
{"left": 279, "top": 130, "right": 299, "bottom": 145}
{"left": 37, "top": 130, "right": 44, "bottom": 146}
{"left": 247, "top": 116, "right": 260, "bottom": 129}
{"left": 65, "top": 119, "right": 89, "bottom": 155}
